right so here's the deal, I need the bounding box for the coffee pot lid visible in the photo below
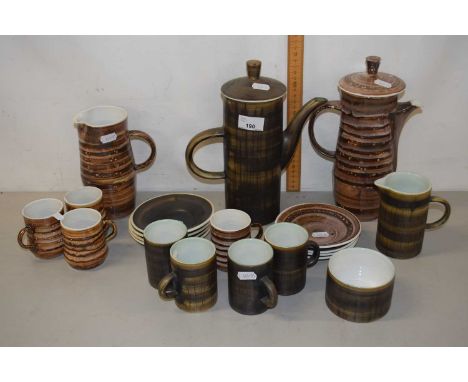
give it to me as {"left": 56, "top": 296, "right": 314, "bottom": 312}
{"left": 338, "top": 56, "right": 406, "bottom": 98}
{"left": 221, "top": 60, "right": 287, "bottom": 102}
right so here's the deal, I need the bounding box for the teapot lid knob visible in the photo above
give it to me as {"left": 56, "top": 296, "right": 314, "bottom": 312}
{"left": 366, "top": 56, "right": 381, "bottom": 75}
{"left": 247, "top": 59, "right": 261, "bottom": 80}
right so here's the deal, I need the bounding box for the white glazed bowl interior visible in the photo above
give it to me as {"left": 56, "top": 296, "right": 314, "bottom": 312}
{"left": 144, "top": 219, "right": 187, "bottom": 245}
{"left": 228, "top": 238, "right": 273, "bottom": 266}
{"left": 170, "top": 238, "right": 215, "bottom": 264}
{"left": 61, "top": 208, "right": 101, "bottom": 231}
{"left": 210, "top": 209, "right": 251, "bottom": 232}
{"left": 64, "top": 186, "right": 102, "bottom": 206}
{"left": 328, "top": 247, "right": 395, "bottom": 288}
{"left": 264, "top": 222, "right": 309, "bottom": 248}
{"left": 377, "top": 172, "right": 431, "bottom": 194}
{"left": 22, "top": 198, "right": 63, "bottom": 220}
{"left": 74, "top": 105, "right": 127, "bottom": 127}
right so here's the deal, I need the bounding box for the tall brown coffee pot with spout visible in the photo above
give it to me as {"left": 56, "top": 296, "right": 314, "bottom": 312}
{"left": 186, "top": 60, "right": 327, "bottom": 224}
{"left": 308, "top": 56, "right": 420, "bottom": 221}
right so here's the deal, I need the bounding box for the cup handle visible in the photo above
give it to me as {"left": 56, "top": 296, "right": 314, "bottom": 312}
{"left": 426, "top": 196, "right": 451, "bottom": 230}
{"left": 308, "top": 100, "right": 341, "bottom": 160}
{"left": 250, "top": 223, "right": 263, "bottom": 239}
{"left": 158, "top": 272, "right": 178, "bottom": 301}
{"left": 103, "top": 220, "right": 118, "bottom": 241}
{"left": 260, "top": 276, "right": 278, "bottom": 309}
{"left": 129, "top": 130, "right": 157, "bottom": 172}
{"left": 306, "top": 241, "right": 321, "bottom": 268}
{"left": 17, "top": 226, "right": 35, "bottom": 251}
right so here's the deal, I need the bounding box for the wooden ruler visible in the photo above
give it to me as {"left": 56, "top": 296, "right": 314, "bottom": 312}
{"left": 286, "top": 35, "right": 304, "bottom": 191}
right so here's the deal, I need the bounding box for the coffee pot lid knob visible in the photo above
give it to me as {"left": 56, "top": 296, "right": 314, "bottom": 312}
{"left": 247, "top": 60, "right": 261, "bottom": 80}
{"left": 366, "top": 56, "right": 381, "bottom": 75}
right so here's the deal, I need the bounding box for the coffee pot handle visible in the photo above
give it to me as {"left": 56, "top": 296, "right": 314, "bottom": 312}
{"left": 128, "top": 130, "right": 157, "bottom": 172}
{"left": 185, "top": 127, "right": 226, "bottom": 180}
{"left": 308, "top": 101, "right": 341, "bottom": 160}
{"left": 260, "top": 276, "right": 278, "bottom": 309}
{"left": 426, "top": 196, "right": 451, "bottom": 230}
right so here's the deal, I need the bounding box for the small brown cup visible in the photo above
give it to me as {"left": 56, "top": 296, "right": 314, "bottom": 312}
{"left": 64, "top": 186, "right": 106, "bottom": 219}
{"left": 17, "top": 198, "right": 64, "bottom": 259}
{"left": 61, "top": 208, "right": 117, "bottom": 270}
{"left": 158, "top": 238, "right": 217, "bottom": 312}
{"left": 325, "top": 247, "right": 395, "bottom": 323}
{"left": 228, "top": 239, "right": 278, "bottom": 315}
{"left": 264, "top": 222, "right": 320, "bottom": 296}
{"left": 210, "top": 209, "right": 263, "bottom": 271}
{"left": 143, "top": 219, "right": 187, "bottom": 290}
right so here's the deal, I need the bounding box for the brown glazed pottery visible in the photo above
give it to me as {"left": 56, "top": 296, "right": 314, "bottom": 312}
{"left": 74, "top": 106, "right": 156, "bottom": 219}
{"left": 143, "top": 220, "right": 187, "bottom": 289}
{"left": 210, "top": 209, "right": 263, "bottom": 271}
{"left": 375, "top": 172, "right": 451, "bottom": 259}
{"left": 158, "top": 238, "right": 217, "bottom": 312}
{"left": 64, "top": 186, "right": 106, "bottom": 219}
{"left": 61, "top": 208, "right": 117, "bottom": 270}
{"left": 308, "top": 56, "right": 420, "bottom": 221}
{"left": 186, "top": 59, "right": 327, "bottom": 224}
{"left": 264, "top": 222, "right": 319, "bottom": 296}
{"left": 228, "top": 238, "right": 278, "bottom": 315}
{"left": 325, "top": 248, "right": 395, "bottom": 323}
{"left": 17, "top": 198, "right": 64, "bottom": 259}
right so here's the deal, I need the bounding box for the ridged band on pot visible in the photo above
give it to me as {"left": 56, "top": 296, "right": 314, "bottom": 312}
{"left": 74, "top": 105, "right": 156, "bottom": 219}
{"left": 158, "top": 238, "right": 217, "bottom": 312}
{"left": 325, "top": 247, "right": 395, "bottom": 323}
{"left": 375, "top": 172, "right": 451, "bottom": 259}
{"left": 17, "top": 198, "right": 64, "bottom": 259}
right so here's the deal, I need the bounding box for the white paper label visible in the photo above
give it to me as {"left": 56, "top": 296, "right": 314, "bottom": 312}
{"left": 312, "top": 231, "right": 329, "bottom": 238}
{"left": 237, "top": 272, "right": 257, "bottom": 280}
{"left": 53, "top": 212, "right": 64, "bottom": 221}
{"left": 100, "top": 132, "right": 117, "bottom": 144}
{"left": 238, "top": 115, "right": 265, "bottom": 132}
{"left": 252, "top": 82, "right": 270, "bottom": 91}
{"left": 374, "top": 79, "right": 392, "bottom": 89}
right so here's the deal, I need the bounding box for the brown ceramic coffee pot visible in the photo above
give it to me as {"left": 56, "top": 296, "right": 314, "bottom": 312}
{"left": 308, "top": 56, "right": 420, "bottom": 221}
{"left": 186, "top": 60, "right": 327, "bottom": 224}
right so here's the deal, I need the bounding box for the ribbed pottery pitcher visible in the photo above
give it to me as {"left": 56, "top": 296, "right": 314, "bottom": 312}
{"left": 308, "top": 56, "right": 420, "bottom": 221}
{"left": 74, "top": 106, "right": 156, "bottom": 219}
{"left": 185, "top": 60, "right": 327, "bottom": 224}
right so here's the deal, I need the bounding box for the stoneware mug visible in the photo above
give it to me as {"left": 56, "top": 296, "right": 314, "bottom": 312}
{"left": 264, "top": 222, "right": 320, "bottom": 296}
{"left": 64, "top": 186, "right": 106, "bottom": 219}
{"left": 61, "top": 208, "right": 117, "bottom": 270}
{"left": 325, "top": 247, "right": 395, "bottom": 323}
{"left": 17, "top": 198, "right": 64, "bottom": 259}
{"left": 158, "top": 238, "right": 217, "bottom": 312}
{"left": 375, "top": 171, "right": 451, "bottom": 259}
{"left": 228, "top": 238, "right": 278, "bottom": 315}
{"left": 210, "top": 208, "right": 263, "bottom": 271}
{"left": 143, "top": 219, "right": 187, "bottom": 290}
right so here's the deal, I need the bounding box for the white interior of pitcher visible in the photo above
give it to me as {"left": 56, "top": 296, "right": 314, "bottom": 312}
{"left": 74, "top": 105, "right": 127, "bottom": 127}
{"left": 264, "top": 222, "right": 309, "bottom": 248}
{"left": 228, "top": 239, "right": 273, "bottom": 266}
{"left": 64, "top": 186, "right": 102, "bottom": 206}
{"left": 170, "top": 237, "right": 215, "bottom": 264}
{"left": 377, "top": 172, "right": 431, "bottom": 195}
{"left": 22, "top": 198, "right": 63, "bottom": 220}
{"left": 210, "top": 209, "right": 251, "bottom": 232}
{"left": 144, "top": 219, "right": 187, "bottom": 245}
{"left": 61, "top": 208, "right": 101, "bottom": 231}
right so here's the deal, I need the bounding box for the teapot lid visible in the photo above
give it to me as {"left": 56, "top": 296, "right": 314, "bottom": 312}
{"left": 221, "top": 60, "right": 287, "bottom": 102}
{"left": 338, "top": 56, "right": 406, "bottom": 98}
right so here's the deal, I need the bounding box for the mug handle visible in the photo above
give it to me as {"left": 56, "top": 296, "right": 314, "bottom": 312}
{"left": 306, "top": 241, "right": 321, "bottom": 268}
{"left": 426, "top": 196, "right": 451, "bottom": 230}
{"left": 308, "top": 101, "right": 341, "bottom": 160}
{"left": 185, "top": 127, "right": 225, "bottom": 180}
{"left": 17, "top": 226, "right": 35, "bottom": 251}
{"left": 260, "top": 276, "right": 278, "bottom": 309}
{"left": 158, "top": 272, "right": 178, "bottom": 300}
{"left": 129, "top": 130, "right": 157, "bottom": 172}
{"left": 250, "top": 223, "right": 263, "bottom": 239}
{"left": 103, "top": 220, "right": 118, "bottom": 241}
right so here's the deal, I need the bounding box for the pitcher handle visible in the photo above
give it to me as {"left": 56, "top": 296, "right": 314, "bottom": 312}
{"left": 426, "top": 196, "right": 451, "bottom": 230}
{"left": 260, "top": 276, "right": 278, "bottom": 309}
{"left": 103, "top": 220, "right": 118, "bottom": 241}
{"left": 308, "top": 101, "right": 341, "bottom": 160}
{"left": 129, "top": 130, "right": 157, "bottom": 172}
{"left": 185, "top": 127, "right": 225, "bottom": 180}
{"left": 17, "top": 226, "right": 35, "bottom": 251}
{"left": 306, "top": 241, "right": 321, "bottom": 268}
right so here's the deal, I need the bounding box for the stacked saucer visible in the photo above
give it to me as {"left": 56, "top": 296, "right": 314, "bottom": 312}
{"left": 128, "top": 193, "right": 213, "bottom": 245}
{"left": 275, "top": 203, "right": 361, "bottom": 261}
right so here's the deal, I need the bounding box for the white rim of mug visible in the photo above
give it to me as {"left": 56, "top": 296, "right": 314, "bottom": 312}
{"left": 21, "top": 198, "right": 64, "bottom": 220}
{"left": 275, "top": 202, "right": 361, "bottom": 249}
{"left": 64, "top": 186, "right": 103, "bottom": 208}
{"left": 228, "top": 238, "right": 273, "bottom": 267}
{"left": 61, "top": 208, "right": 102, "bottom": 232}
{"left": 374, "top": 171, "right": 432, "bottom": 196}
{"left": 170, "top": 237, "right": 216, "bottom": 266}
{"left": 264, "top": 222, "right": 309, "bottom": 249}
{"left": 143, "top": 219, "right": 187, "bottom": 246}
{"left": 210, "top": 209, "right": 251, "bottom": 233}
{"left": 73, "top": 105, "right": 128, "bottom": 128}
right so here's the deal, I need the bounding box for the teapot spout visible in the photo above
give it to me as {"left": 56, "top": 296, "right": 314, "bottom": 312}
{"left": 280, "top": 97, "right": 328, "bottom": 169}
{"left": 391, "top": 100, "right": 421, "bottom": 170}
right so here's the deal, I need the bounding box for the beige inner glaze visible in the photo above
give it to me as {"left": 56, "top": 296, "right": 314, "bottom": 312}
{"left": 144, "top": 219, "right": 187, "bottom": 245}
{"left": 170, "top": 238, "right": 215, "bottom": 264}
{"left": 61, "top": 208, "right": 101, "bottom": 231}
{"left": 64, "top": 186, "right": 102, "bottom": 206}
{"left": 264, "top": 222, "right": 308, "bottom": 248}
{"left": 74, "top": 105, "right": 127, "bottom": 127}
{"left": 228, "top": 239, "right": 273, "bottom": 266}
{"left": 376, "top": 172, "right": 431, "bottom": 195}
{"left": 210, "top": 209, "right": 251, "bottom": 232}
{"left": 22, "top": 198, "right": 63, "bottom": 220}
